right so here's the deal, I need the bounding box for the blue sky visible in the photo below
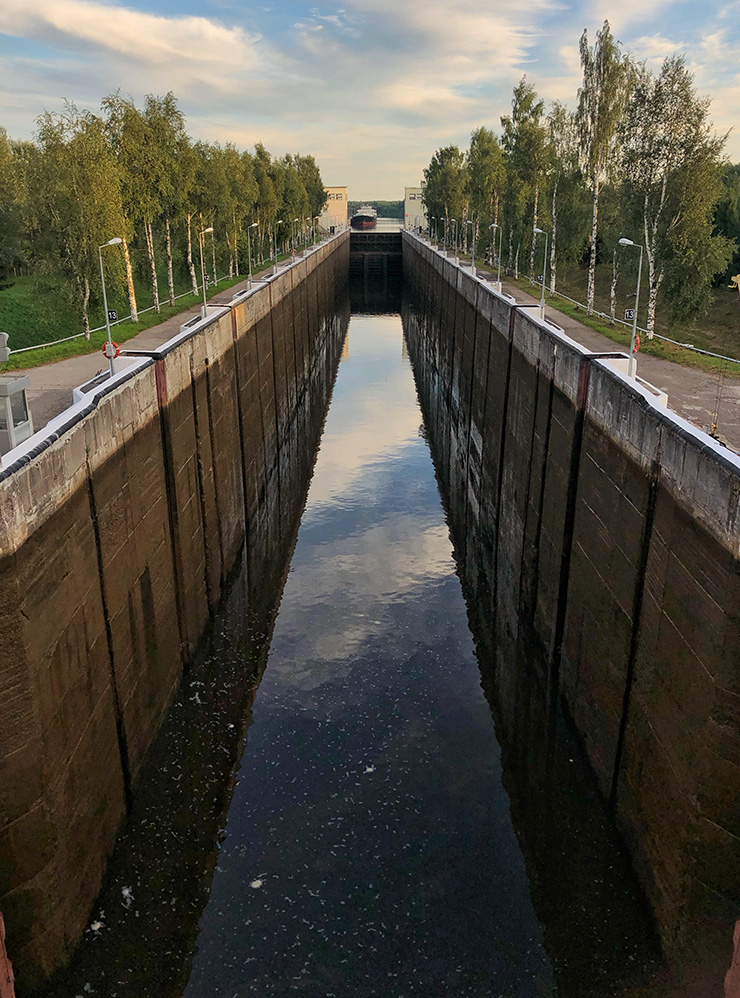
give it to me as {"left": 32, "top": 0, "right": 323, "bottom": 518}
{"left": 0, "top": 0, "right": 738, "bottom": 198}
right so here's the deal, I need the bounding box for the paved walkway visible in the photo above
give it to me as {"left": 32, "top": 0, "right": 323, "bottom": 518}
{"left": 12, "top": 250, "right": 740, "bottom": 453}
{"left": 15, "top": 269, "right": 274, "bottom": 430}
{"left": 485, "top": 267, "right": 740, "bottom": 452}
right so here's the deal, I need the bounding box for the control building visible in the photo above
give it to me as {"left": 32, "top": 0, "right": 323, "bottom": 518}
{"left": 404, "top": 187, "right": 427, "bottom": 231}
{"left": 319, "top": 186, "right": 348, "bottom": 231}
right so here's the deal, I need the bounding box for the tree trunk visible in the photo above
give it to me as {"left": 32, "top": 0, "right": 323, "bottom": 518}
{"left": 587, "top": 173, "right": 599, "bottom": 315}
{"left": 165, "top": 217, "right": 175, "bottom": 307}
{"left": 644, "top": 207, "right": 662, "bottom": 338}
{"left": 121, "top": 236, "right": 138, "bottom": 322}
{"left": 210, "top": 231, "right": 217, "bottom": 285}
{"left": 514, "top": 243, "right": 520, "bottom": 281}
{"left": 145, "top": 221, "right": 160, "bottom": 313}
{"left": 233, "top": 217, "right": 239, "bottom": 277}
{"left": 186, "top": 213, "right": 198, "bottom": 295}
{"left": 508, "top": 226, "right": 514, "bottom": 274}
{"left": 609, "top": 249, "right": 619, "bottom": 325}
{"left": 529, "top": 185, "right": 539, "bottom": 283}
{"left": 80, "top": 275, "right": 91, "bottom": 339}
{"left": 646, "top": 265, "right": 662, "bottom": 338}
{"left": 550, "top": 180, "right": 558, "bottom": 295}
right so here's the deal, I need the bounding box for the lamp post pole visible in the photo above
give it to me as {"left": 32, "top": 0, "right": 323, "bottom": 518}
{"left": 198, "top": 225, "right": 214, "bottom": 318}
{"left": 273, "top": 220, "right": 284, "bottom": 275}
{"left": 292, "top": 218, "right": 299, "bottom": 259}
{"left": 99, "top": 237, "right": 122, "bottom": 377}
{"left": 619, "top": 237, "right": 644, "bottom": 379}
{"left": 247, "top": 222, "right": 258, "bottom": 288}
{"left": 467, "top": 220, "right": 476, "bottom": 275}
{"left": 534, "top": 226, "right": 549, "bottom": 318}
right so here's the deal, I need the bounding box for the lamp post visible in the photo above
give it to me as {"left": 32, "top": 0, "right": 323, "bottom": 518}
{"left": 273, "top": 219, "right": 284, "bottom": 274}
{"left": 490, "top": 222, "right": 503, "bottom": 293}
{"left": 619, "top": 237, "right": 644, "bottom": 379}
{"left": 467, "top": 220, "right": 477, "bottom": 276}
{"left": 99, "top": 237, "right": 122, "bottom": 377}
{"left": 198, "top": 225, "right": 214, "bottom": 318}
{"left": 292, "top": 218, "right": 299, "bottom": 258}
{"left": 246, "top": 222, "right": 258, "bottom": 289}
{"left": 533, "top": 226, "right": 548, "bottom": 318}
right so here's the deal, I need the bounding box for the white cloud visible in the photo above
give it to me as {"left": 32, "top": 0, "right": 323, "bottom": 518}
{"left": 1, "top": 0, "right": 737, "bottom": 197}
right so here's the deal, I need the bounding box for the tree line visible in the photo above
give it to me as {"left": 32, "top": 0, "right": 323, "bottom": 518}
{"left": 422, "top": 21, "right": 740, "bottom": 337}
{"left": 0, "top": 92, "right": 328, "bottom": 334}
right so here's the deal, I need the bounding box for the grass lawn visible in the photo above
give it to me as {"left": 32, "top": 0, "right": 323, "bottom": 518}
{"left": 523, "top": 262, "right": 740, "bottom": 370}
{"left": 453, "top": 245, "right": 740, "bottom": 375}
{"left": 0, "top": 253, "right": 296, "bottom": 371}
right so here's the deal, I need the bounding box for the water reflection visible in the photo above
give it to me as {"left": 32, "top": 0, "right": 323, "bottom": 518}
{"left": 32, "top": 280, "right": 670, "bottom": 998}
{"left": 184, "top": 309, "right": 554, "bottom": 996}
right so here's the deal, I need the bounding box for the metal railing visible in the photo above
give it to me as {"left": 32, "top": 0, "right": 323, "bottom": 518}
{"left": 8, "top": 236, "right": 330, "bottom": 357}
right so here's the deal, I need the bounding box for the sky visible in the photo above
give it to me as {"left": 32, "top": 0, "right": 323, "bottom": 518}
{"left": 0, "top": 0, "right": 739, "bottom": 199}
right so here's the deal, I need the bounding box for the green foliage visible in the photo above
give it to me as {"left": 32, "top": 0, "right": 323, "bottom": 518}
{"left": 348, "top": 201, "right": 403, "bottom": 218}
{"left": 0, "top": 91, "right": 327, "bottom": 348}
{"left": 422, "top": 145, "right": 466, "bottom": 234}
{"left": 466, "top": 127, "right": 505, "bottom": 257}
{"left": 620, "top": 56, "right": 733, "bottom": 331}
{"left": 418, "top": 25, "right": 734, "bottom": 337}
{"left": 714, "top": 163, "right": 740, "bottom": 280}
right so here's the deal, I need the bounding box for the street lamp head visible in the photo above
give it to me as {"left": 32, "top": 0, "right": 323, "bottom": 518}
{"left": 534, "top": 227, "right": 544, "bottom": 235}
{"left": 107, "top": 237, "right": 123, "bottom": 246}
{"left": 250, "top": 222, "right": 258, "bottom": 229}
{"left": 203, "top": 226, "right": 214, "bottom": 234}
{"left": 619, "top": 237, "right": 635, "bottom": 247}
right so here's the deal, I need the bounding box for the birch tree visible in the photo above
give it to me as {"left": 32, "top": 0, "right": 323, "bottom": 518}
{"left": 465, "top": 127, "right": 505, "bottom": 261}
{"left": 421, "top": 145, "right": 466, "bottom": 241}
{"left": 500, "top": 77, "right": 546, "bottom": 280}
{"left": 35, "top": 104, "right": 126, "bottom": 335}
{"left": 145, "top": 93, "right": 185, "bottom": 306}
{"left": 576, "top": 21, "right": 631, "bottom": 314}
{"left": 620, "top": 56, "right": 733, "bottom": 334}
{"left": 547, "top": 102, "right": 581, "bottom": 294}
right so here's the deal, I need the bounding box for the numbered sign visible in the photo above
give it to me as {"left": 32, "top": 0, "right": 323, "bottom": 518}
{"left": 624, "top": 308, "right": 635, "bottom": 321}
{"left": 107, "top": 309, "right": 118, "bottom": 322}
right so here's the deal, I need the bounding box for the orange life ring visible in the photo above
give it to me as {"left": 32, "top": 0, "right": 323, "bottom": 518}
{"left": 102, "top": 341, "right": 121, "bottom": 359}
{"left": 634, "top": 335, "right": 640, "bottom": 353}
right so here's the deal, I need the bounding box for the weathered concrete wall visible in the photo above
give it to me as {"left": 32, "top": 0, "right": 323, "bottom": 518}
{"left": 402, "top": 231, "right": 740, "bottom": 966}
{"left": 0, "top": 232, "right": 349, "bottom": 987}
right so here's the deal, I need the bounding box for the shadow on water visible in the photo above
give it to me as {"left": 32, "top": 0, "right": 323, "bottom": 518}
{"left": 32, "top": 302, "right": 350, "bottom": 998}
{"left": 32, "top": 275, "right": 691, "bottom": 998}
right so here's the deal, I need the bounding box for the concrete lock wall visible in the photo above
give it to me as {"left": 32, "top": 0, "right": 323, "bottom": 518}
{"left": 0, "top": 231, "right": 349, "bottom": 986}
{"left": 401, "top": 231, "right": 740, "bottom": 956}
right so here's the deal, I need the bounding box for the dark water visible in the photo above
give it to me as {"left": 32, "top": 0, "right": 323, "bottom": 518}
{"left": 183, "top": 311, "right": 554, "bottom": 997}
{"left": 35, "top": 288, "right": 665, "bottom": 998}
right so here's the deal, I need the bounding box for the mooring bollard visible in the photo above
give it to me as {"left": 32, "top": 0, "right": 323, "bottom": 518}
{"left": 0, "top": 912, "right": 15, "bottom": 998}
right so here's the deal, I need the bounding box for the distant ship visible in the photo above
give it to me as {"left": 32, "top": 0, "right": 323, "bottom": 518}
{"left": 350, "top": 205, "right": 377, "bottom": 230}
